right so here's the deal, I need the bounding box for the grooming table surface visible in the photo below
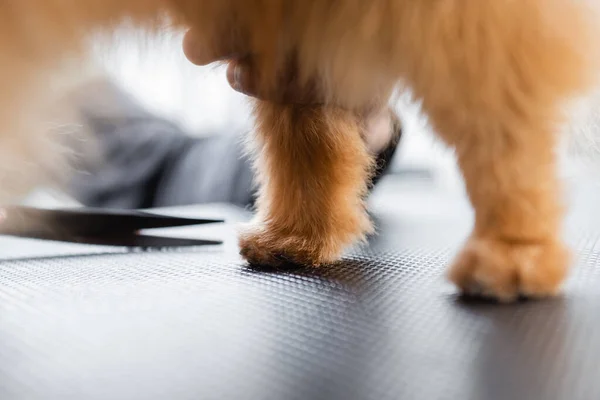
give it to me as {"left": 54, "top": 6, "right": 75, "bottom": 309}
{"left": 1, "top": 176, "right": 600, "bottom": 400}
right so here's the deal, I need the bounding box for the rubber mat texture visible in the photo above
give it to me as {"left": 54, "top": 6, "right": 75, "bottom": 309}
{"left": 1, "top": 180, "right": 600, "bottom": 400}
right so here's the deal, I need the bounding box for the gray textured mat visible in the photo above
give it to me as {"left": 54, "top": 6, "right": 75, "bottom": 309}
{"left": 1, "top": 177, "right": 600, "bottom": 400}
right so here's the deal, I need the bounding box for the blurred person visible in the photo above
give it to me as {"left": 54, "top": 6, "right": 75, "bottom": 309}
{"left": 66, "top": 33, "right": 402, "bottom": 209}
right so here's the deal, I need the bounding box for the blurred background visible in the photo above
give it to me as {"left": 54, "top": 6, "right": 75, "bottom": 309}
{"left": 23, "top": 30, "right": 600, "bottom": 208}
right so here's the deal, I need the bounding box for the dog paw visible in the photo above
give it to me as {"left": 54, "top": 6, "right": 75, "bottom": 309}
{"left": 238, "top": 224, "right": 341, "bottom": 268}
{"left": 447, "top": 236, "right": 570, "bottom": 302}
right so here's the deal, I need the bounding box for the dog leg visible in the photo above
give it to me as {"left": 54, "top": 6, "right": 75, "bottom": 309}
{"left": 239, "top": 101, "right": 374, "bottom": 267}
{"left": 399, "top": 0, "right": 597, "bottom": 301}
{"left": 431, "top": 103, "right": 570, "bottom": 302}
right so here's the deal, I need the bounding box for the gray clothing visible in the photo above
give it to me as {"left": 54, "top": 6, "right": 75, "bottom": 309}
{"left": 68, "top": 80, "right": 398, "bottom": 209}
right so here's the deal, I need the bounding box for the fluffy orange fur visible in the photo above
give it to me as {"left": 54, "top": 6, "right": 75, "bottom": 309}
{"left": 2, "top": 0, "right": 599, "bottom": 301}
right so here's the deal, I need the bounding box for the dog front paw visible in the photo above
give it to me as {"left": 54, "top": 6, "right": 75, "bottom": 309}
{"left": 238, "top": 223, "right": 342, "bottom": 268}
{"left": 448, "top": 235, "right": 570, "bottom": 302}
